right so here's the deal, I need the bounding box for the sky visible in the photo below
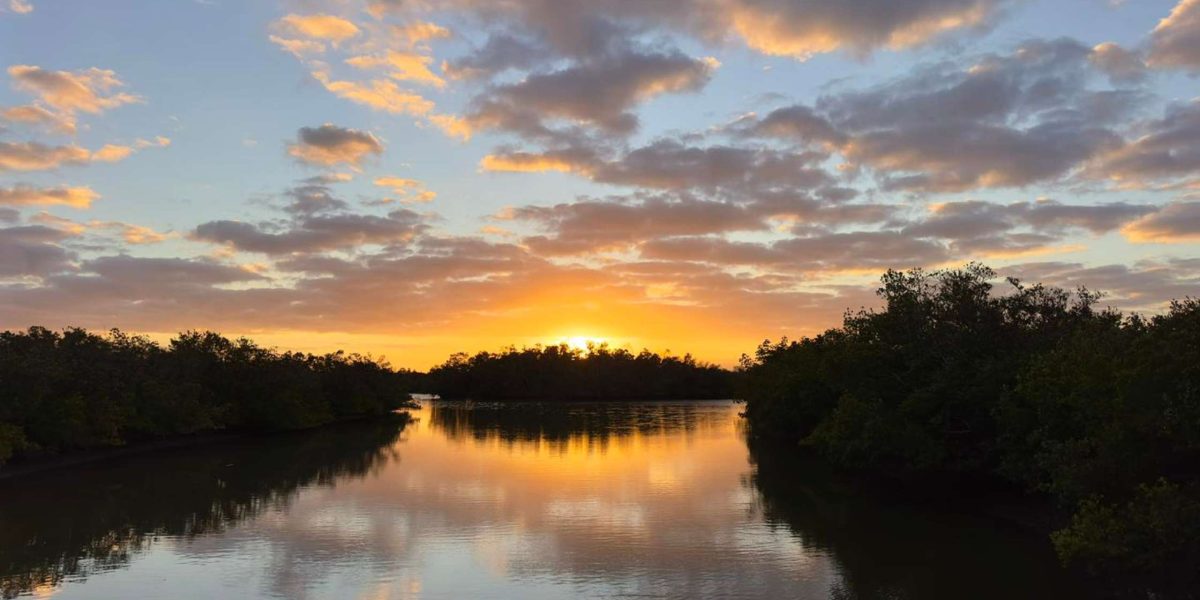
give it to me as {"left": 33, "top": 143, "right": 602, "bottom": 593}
{"left": 1, "top": 0, "right": 1199, "bottom": 369}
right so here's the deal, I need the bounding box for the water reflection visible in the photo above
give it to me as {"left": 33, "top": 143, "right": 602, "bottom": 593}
{"left": 429, "top": 401, "right": 723, "bottom": 448}
{"left": 747, "top": 439, "right": 1085, "bottom": 599}
{"left": 0, "top": 401, "right": 1087, "bottom": 599}
{"left": 0, "top": 417, "right": 408, "bottom": 599}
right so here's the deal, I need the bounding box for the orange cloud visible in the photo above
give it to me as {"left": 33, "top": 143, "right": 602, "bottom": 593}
{"left": 374, "top": 176, "right": 437, "bottom": 203}
{"left": 481, "top": 153, "right": 584, "bottom": 174}
{"left": 91, "top": 144, "right": 134, "bottom": 163}
{"left": 1, "top": 104, "right": 76, "bottom": 134}
{"left": 1149, "top": 0, "right": 1200, "bottom": 72}
{"left": 99, "top": 222, "right": 171, "bottom": 244}
{"left": 268, "top": 35, "right": 326, "bottom": 57}
{"left": 7, "top": 65, "right": 141, "bottom": 115}
{"left": 1122, "top": 202, "right": 1200, "bottom": 243}
{"left": 392, "top": 21, "right": 451, "bottom": 47}
{"left": 346, "top": 50, "right": 446, "bottom": 88}
{"left": 0, "top": 184, "right": 98, "bottom": 208}
{"left": 312, "top": 71, "right": 435, "bottom": 115}
{"left": 428, "top": 113, "right": 472, "bottom": 140}
{"left": 278, "top": 14, "right": 360, "bottom": 42}
{"left": 0, "top": 141, "right": 90, "bottom": 170}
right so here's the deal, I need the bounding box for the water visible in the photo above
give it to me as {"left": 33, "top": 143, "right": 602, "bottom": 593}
{"left": 0, "top": 401, "right": 1087, "bottom": 599}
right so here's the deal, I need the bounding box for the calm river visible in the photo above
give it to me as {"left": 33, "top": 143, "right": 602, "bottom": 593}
{"left": 0, "top": 400, "right": 1087, "bottom": 599}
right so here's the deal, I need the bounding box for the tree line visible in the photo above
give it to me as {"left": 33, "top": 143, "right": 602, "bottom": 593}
{"left": 0, "top": 327, "right": 420, "bottom": 466}
{"left": 739, "top": 264, "right": 1199, "bottom": 595}
{"left": 426, "top": 343, "right": 735, "bottom": 400}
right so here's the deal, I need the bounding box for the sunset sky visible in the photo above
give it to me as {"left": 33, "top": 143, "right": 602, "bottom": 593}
{"left": 2, "top": 0, "right": 1199, "bottom": 368}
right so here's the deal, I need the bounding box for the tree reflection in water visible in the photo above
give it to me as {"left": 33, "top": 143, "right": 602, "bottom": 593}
{"left": 427, "top": 401, "right": 722, "bottom": 450}
{"left": 0, "top": 416, "right": 409, "bottom": 599}
{"left": 746, "top": 437, "right": 1089, "bottom": 599}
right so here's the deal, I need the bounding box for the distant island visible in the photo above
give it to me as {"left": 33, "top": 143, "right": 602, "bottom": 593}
{"left": 427, "top": 345, "right": 735, "bottom": 400}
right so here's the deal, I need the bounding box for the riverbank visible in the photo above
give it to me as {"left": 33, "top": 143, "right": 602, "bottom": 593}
{"left": 0, "top": 411, "right": 414, "bottom": 481}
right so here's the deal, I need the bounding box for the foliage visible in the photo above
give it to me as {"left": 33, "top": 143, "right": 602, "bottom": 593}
{"left": 739, "top": 264, "right": 1200, "bottom": 593}
{"left": 428, "top": 343, "right": 734, "bottom": 400}
{"left": 0, "top": 327, "right": 419, "bottom": 466}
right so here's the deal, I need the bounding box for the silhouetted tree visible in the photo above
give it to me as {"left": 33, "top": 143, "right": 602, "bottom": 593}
{"left": 426, "top": 343, "right": 734, "bottom": 400}
{"left": 0, "top": 328, "right": 419, "bottom": 466}
{"left": 739, "top": 264, "right": 1199, "bottom": 596}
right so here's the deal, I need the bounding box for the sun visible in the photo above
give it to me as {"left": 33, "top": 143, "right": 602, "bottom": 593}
{"left": 559, "top": 336, "right": 608, "bottom": 353}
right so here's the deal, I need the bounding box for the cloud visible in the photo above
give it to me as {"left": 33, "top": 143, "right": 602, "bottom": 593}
{"left": 8, "top": 0, "right": 32, "bottom": 14}
{"left": 268, "top": 35, "right": 327, "bottom": 58}
{"left": 442, "top": 34, "right": 547, "bottom": 80}
{"left": 0, "top": 137, "right": 163, "bottom": 171}
{"left": 482, "top": 139, "right": 834, "bottom": 194}
{"left": 277, "top": 14, "right": 360, "bottom": 42}
{"left": 781, "top": 38, "right": 1132, "bottom": 192}
{"left": 592, "top": 140, "right": 832, "bottom": 191}
{"left": 1086, "top": 100, "right": 1200, "bottom": 186}
{"left": 730, "top": 105, "right": 845, "bottom": 147}
{"left": 389, "top": 0, "right": 1013, "bottom": 61}
{"left": 1122, "top": 201, "right": 1200, "bottom": 243}
{"left": 92, "top": 222, "right": 171, "bottom": 244}
{"left": 513, "top": 195, "right": 768, "bottom": 255}
{"left": 480, "top": 151, "right": 587, "bottom": 174}
{"left": 287, "top": 124, "right": 384, "bottom": 168}
{"left": 373, "top": 177, "right": 437, "bottom": 203}
{"left": 0, "top": 184, "right": 99, "bottom": 208}
{"left": 91, "top": 144, "right": 134, "bottom": 162}
{"left": 1090, "top": 42, "right": 1147, "bottom": 84}
{"left": 718, "top": 0, "right": 1011, "bottom": 59}
{"left": 1, "top": 104, "right": 76, "bottom": 134}
{"left": 1006, "top": 259, "right": 1200, "bottom": 310}
{"left": 640, "top": 231, "right": 950, "bottom": 273}
{"left": 900, "top": 198, "right": 1154, "bottom": 255}
{"left": 0, "top": 141, "right": 90, "bottom": 171}
{"left": 311, "top": 71, "right": 435, "bottom": 116}
{"left": 464, "top": 51, "right": 718, "bottom": 138}
{"left": 0, "top": 225, "right": 75, "bottom": 277}
{"left": 1148, "top": 0, "right": 1200, "bottom": 72}
{"left": 391, "top": 21, "right": 451, "bottom": 48}
{"left": 282, "top": 181, "right": 350, "bottom": 215}
{"left": 84, "top": 255, "right": 263, "bottom": 287}
{"left": 7, "top": 65, "right": 141, "bottom": 115}
{"left": 346, "top": 50, "right": 446, "bottom": 88}
{"left": 30, "top": 213, "right": 173, "bottom": 244}
{"left": 193, "top": 210, "right": 426, "bottom": 255}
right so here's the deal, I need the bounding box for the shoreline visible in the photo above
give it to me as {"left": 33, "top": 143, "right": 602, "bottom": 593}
{"left": 0, "top": 410, "right": 414, "bottom": 482}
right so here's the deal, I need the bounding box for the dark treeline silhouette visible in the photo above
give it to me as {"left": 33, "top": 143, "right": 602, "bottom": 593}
{"left": 0, "top": 327, "right": 420, "bottom": 467}
{"left": 739, "top": 264, "right": 1199, "bottom": 596}
{"left": 0, "top": 417, "right": 408, "bottom": 599}
{"left": 427, "top": 344, "right": 734, "bottom": 400}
